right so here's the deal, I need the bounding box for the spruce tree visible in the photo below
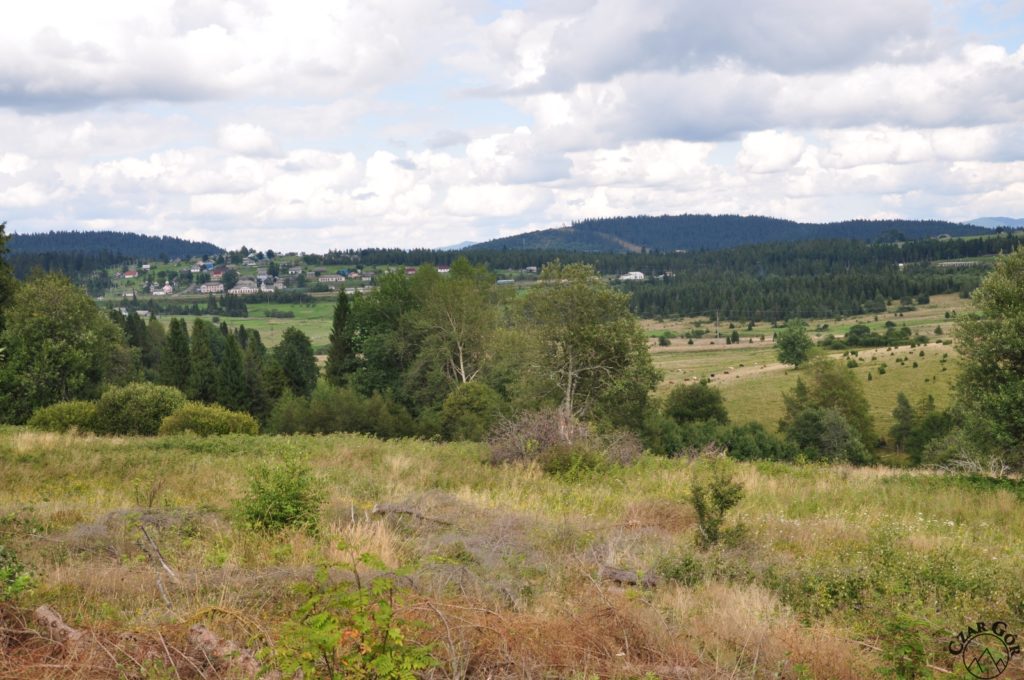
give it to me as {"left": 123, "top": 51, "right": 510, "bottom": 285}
{"left": 242, "top": 341, "right": 271, "bottom": 421}
{"left": 325, "top": 288, "right": 357, "bottom": 386}
{"left": 273, "top": 327, "right": 319, "bottom": 397}
{"left": 218, "top": 334, "right": 246, "bottom": 411}
{"left": 889, "top": 392, "right": 916, "bottom": 452}
{"left": 159, "top": 318, "right": 192, "bottom": 392}
{"left": 188, "top": 319, "right": 218, "bottom": 402}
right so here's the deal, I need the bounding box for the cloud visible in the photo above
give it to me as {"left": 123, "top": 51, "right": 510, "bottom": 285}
{"left": 470, "top": 0, "right": 935, "bottom": 93}
{"left": 738, "top": 131, "right": 806, "bottom": 173}
{"left": 518, "top": 45, "right": 1024, "bottom": 147}
{"left": 0, "top": 0, "right": 477, "bottom": 111}
{"left": 1, "top": 1, "right": 1023, "bottom": 250}
{"left": 218, "top": 123, "right": 275, "bottom": 156}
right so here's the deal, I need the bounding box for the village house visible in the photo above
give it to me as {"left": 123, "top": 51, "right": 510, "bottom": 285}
{"left": 618, "top": 271, "right": 645, "bottom": 281}
{"left": 228, "top": 279, "right": 259, "bottom": 295}
{"left": 318, "top": 274, "right": 345, "bottom": 283}
{"left": 288, "top": 266, "right": 303, "bottom": 275}
{"left": 124, "top": 270, "right": 139, "bottom": 279}
{"left": 199, "top": 282, "right": 224, "bottom": 294}
{"left": 210, "top": 265, "right": 229, "bottom": 281}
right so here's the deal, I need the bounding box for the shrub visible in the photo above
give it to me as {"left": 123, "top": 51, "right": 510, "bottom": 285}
{"left": 488, "top": 408, "right": 642, "bottom": 470}
{"left": 27, "top": 400, "right": 97, "bottom": 433}
{"left": 266, "top": 390, "right": 310, "bottom": 434}
{"left": 785, "top": 407, "right": 873, "bottom": 464}
{"left": 159, "top": 402, "right": 259, "bottom": 436}
{"left": 664, "top": 381, "right": 729, "bottom": 425}
{"left": 690, "top": 457, "right": 744, "bottom": 548}
{"left": 719, "top": 422, "right": 797, "bottom": 461}
{"left": 0, "top": 545, "right": 32, "bottom": 601}
{"left": 268, "top": 551, "right": 436, "bottom": 678}
{"left": 441, "top": 381, "right": 503, "bottom": 442}
{"left": 93, "top": 383, "right": 186, "bottom": 436}
{"left": 238, "top": 456, "right": 325, "bottom": 533}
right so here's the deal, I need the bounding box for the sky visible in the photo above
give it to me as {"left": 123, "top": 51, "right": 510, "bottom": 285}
{"left": 0, "top": 0, "right": 1022, "bottom": 251}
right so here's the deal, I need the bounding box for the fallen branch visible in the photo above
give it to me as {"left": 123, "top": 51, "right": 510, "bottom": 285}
{"left": 598, "top": 565, "right": 658, "bottom": 589}
{"left": 189, "top": 624, "right": 265, "bottom": 678}
{"left": 33, "top": 605, "right": 87, "bottom": 650}
{"left": 140, "top": 524, "right": 181, "bottom": 586}
{"left": 371, "top": 503, "right": 452, "bottom": 526}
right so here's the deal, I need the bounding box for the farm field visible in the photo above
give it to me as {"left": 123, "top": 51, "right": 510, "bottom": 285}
{"left": 1, "top": 429, "right": 1022, "bottom": 678}
{"left": 647, "top": 293, "right": 967, "bottom": 437}
{"left": 166, "top": 300, "right": 338, "bottom": 349}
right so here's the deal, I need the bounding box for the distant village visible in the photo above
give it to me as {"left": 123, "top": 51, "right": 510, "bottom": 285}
{"left": 111, "top": 253, "right": 386, "bottom": 300}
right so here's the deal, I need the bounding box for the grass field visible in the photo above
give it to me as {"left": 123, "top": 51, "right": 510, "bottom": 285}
{"left": 168, "top": 299, "right": 337, "bottom": 349}
{"left": 649, "top": 293, "right": 967, "bottom": 439}
{"left": 1, "top": 429, "right": 1023, "bottom": 678}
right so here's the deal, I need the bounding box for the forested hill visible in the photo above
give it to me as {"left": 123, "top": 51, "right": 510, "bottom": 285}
{"left": 8, "top": 230, "right": 223, "bottom": 259}
{"left": 471, "top": 214, "right": 990, "bottom": 252}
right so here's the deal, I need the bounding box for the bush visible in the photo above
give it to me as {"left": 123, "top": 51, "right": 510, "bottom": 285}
{"left": 488, "top": 408, "right": 642, "bottom": 470}
{"left": 664, "top": 381, "right": 729, "bottom": 425}
{"left": 27, "top": 400, "right": 97, "bottom": 433}
{"left": 690, "top": 458, "right": 745, "bottom": 548}
{"left": 238, "top": 456, "right": 325, "bottom": 532}
{"left": 93, "top": 383, "right": 186, "bottom": 436}
{"left": 159, "top": 402, "right": 259, "bottom": 436}
{"left": 0, "top": 545, "right": 32, "bottom": 601}
{"left": 269, "top": 384, "right": 417, "bottom": 439}
{"left": 441, "top": 381, "right": 502, "bottom": 441}
{"left": 719, "top": 422, "right": 797, "bottom": 461}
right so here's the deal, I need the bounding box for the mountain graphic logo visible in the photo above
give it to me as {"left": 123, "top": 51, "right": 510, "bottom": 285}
{"left": 950, "top": 623, "right": 1020, "bottom": 680}
{"left": 966, "top": 642, "right": 1009, "bottom": 679}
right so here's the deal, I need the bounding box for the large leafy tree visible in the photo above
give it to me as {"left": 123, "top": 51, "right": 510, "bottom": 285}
{"left": 775, "top": 319, "right": 814, "bottom": 368}
{"left": 955, "top": 246, "right": 1024, "bottom": 465}
{"left": 274, "top": 327, "right": 319, "bottom": 397}
{"left": 0, "top": 273, "right": 129, "bottom": 423}
{"left": 520, "top": 261, "right": 660, "bottom": 430}
{"left": 349, "top": 270, "right": 417, "bottom": 399}
{"left": 409, "top": 257, "right": 498, "bottom": 387}
{"left": 324, "top": 288, "right": 357, "bottom": 387}
{"left": 780, "top": 357, "right": 876, "bottom": 451}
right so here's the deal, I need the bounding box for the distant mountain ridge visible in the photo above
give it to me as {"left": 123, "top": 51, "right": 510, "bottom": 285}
{"left": 8, "top": 230, "right": 223, "bottom": 260}
{"left": 471, "top": 214, "right": 991, "bottom": 253}
{"left": 966, "top": 216, "right": 1024, "bottom": 229}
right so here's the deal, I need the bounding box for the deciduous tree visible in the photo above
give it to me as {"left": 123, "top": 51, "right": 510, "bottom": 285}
{"left": 955, "top": 246, "right": 1024, "bottom": 465}
{"left": 0, "top": 273, "right": 129, "bottom": 423}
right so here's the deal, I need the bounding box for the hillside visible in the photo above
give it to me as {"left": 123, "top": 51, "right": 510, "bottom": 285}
{"left": 472, "top": 214, "right": 990, "bottom": 252}
{"left": 967, "top": 216, "right": 1024, "bottom": 229}
{"left": 2, "top": 429, "right": 1022, "bottom": 678}
{"left": 8, "top": 230, "right": 223, "bottom": 259}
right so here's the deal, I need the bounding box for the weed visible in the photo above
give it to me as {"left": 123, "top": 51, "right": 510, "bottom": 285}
{"left": 266, "top": 547, "right": 436, "bottom": 679}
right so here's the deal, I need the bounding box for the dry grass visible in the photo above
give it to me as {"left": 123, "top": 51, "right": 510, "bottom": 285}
{"left": 2, "top": 429, "right": 1023, "bottom": 678}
